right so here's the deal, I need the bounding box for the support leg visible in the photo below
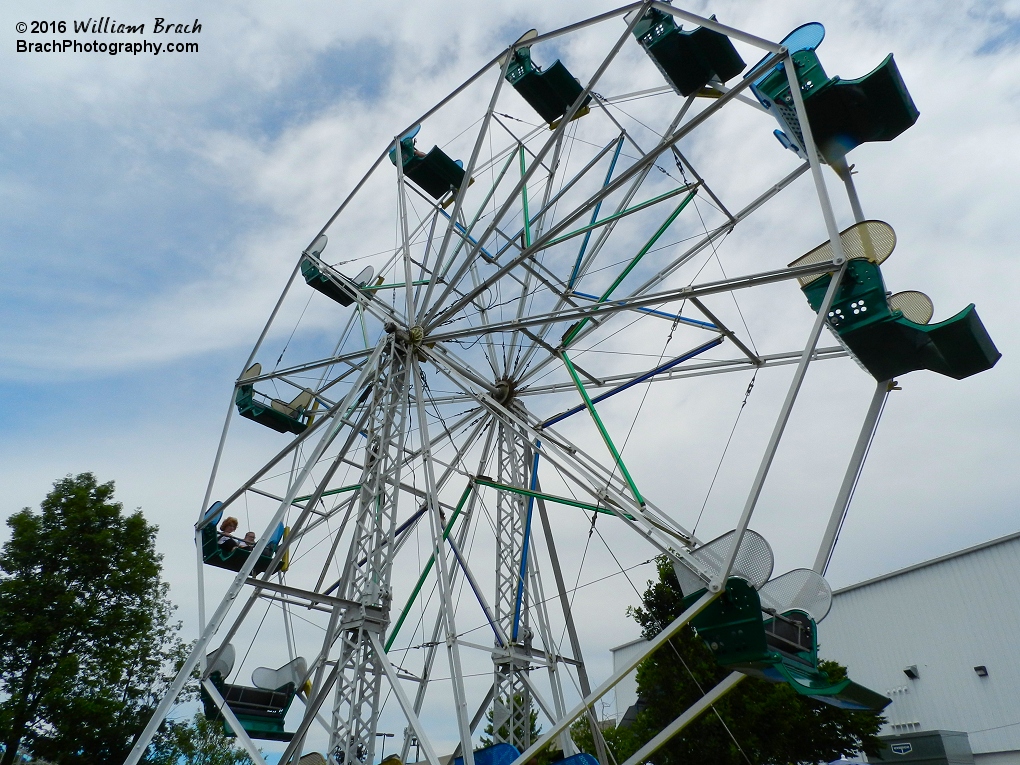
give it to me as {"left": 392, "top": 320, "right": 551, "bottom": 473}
{"left": 813, "top": 380, "right": 891, "bottom": 575}
{"left": 617, "top": 673, "right": 745, "bottom": 765}
{"left": 509, "top": 590, "right": 720, "bottom": 765}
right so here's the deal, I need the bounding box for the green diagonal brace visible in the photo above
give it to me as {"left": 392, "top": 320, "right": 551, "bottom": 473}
{"left": 561, "top": 351, "right": 644, "bottom": 507}
{"left": 472, "top": 476, "right": 633, "bottom": 519}
{"left": 293, "top": 484, "right": 361, "bottom": 504}
{"left": 384, "top": 483, "right": 473, "bottom": 651}
{"left": 360, "top": 280, "right": 431, "bottom": 291}
{"left": 543, "top": 183, "right": 697, "bottom": 249}
{"left": 563, "top": 189, "right": 697, "bottom": 347}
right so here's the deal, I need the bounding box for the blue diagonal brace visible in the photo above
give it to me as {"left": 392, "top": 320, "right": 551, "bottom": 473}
{"left": 568, "top": 135, "right": 625, "bottom": 288}
{"left": 512, "top": 442, "right": 541, "bottom": 641}
{"left": 540, "top": 337, "right": 724, "bottom": 429}
{"left": 570, "top": 291, "right": 717, "bottom": 329}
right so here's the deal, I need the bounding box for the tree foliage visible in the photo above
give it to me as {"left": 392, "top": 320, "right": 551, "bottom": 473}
{"left": 479, "top": 693, "right": 567, "bottom": 765}
{"left": 0, "top": 473, "right": 188, "bottom": 765}
{"left": 572, "top": 557, "right": 884, "bottom": 765}
{"left": 480, "top": 693, "right": 542, "bottom": 747}
{"left": 147, "top": 713, "right": 254, "bottom": 765}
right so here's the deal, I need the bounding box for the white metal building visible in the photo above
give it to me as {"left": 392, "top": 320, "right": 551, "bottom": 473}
{"left": 821, "top": 531, "right": 1020, "bottom": 765}
{"left": 611, "top": 637, "right": 647, "bottom": 725}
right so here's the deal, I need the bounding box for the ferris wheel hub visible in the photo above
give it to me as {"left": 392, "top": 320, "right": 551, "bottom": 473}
{"left": 492, "top": 378, "right": 518, "bottom": 406}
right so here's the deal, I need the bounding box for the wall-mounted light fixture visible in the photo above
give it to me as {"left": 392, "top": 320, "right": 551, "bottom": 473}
{"left": 903, "top": 665, "right": 920, "bottom": 679}
{"left": 974, "top": 665, "right": 989, "bottom": 677}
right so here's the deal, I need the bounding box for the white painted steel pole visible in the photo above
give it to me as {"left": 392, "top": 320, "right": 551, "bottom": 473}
{"left": 617, "top": 672, "right": 746, "bottom": 765}
{"left": 810, "top": 148, "right": 893, "bottom": 576}
{"left": 369, "top": 633, "right": 443, "bottom": 765}
{"left": 713, "top": 51, "right": 853, "bottom": 587}
{"left": 813, "top": 380, "right": 891, "bottom": 575}
{"left": 410, "top": 354, "right": 476, "bottom": 765}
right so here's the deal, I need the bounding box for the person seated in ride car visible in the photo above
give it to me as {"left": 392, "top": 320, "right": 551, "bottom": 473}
{"left": 238, "top": 531, "right": 257, "bottom": 550}
{"left": 218, "top": 516, "right": 241, "bottom": 552}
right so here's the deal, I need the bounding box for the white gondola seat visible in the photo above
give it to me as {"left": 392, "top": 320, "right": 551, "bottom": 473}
{"left": 302, "top": 259, "right": 376, "bottom": 308}
{"left": 682, "top": 577, "right": 890, "bottom": 711}
{"left": 790, "top": 221, "right": 1000, "bottom": 380}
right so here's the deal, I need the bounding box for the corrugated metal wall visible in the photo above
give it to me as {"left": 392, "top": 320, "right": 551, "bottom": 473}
{"left": 820, "top": 534, "right": 1020, "bottom": 755}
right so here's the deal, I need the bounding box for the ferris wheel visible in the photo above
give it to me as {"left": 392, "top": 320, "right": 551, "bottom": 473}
{"left": 126, "top": 4, "right": 999, "bottom": 765}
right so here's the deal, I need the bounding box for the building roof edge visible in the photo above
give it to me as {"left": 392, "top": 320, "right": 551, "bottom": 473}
{"left": 833, "top": 530, "right": 1020, "bottom": 595}
{"left": 610, "top": 637, "right": 648, "bottom": 653}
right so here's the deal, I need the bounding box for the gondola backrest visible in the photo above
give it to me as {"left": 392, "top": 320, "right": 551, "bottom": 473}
{"left": 253, "top": 656, "right": 308, "bottom": 693}
{"left": 206, "top": 643, "right": 236, "bottom": 679}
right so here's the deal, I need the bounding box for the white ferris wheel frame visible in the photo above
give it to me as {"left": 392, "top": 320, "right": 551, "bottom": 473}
{"left": 124, "top": 4, "right": 903, "bottom": 764}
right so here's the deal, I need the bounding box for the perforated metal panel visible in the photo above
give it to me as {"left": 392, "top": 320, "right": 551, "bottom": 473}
{"left": 758, "top": 568, "right": 833, "bottom": 621}
{"left": 789, "top": 220, "right": 896, "bottom": 286}
{"left": 685, "top": 529, "right": 775, "bottom": 589}
{"left": 888, "top": 290, "right": 934, "bottom": 324}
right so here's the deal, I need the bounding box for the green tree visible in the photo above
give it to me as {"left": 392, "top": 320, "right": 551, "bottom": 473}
{"left": 480, "top": 693, "right": 542, "bottom": 747}
{"left": 569, "top": 715, "right": 627, "bottom": 763}
{"left": 572, "top": 557, "right": 884, "bottom": 765}
{"left": 480, "top": 694, "right": 567, "bottom": 765}
{"left": 147, "top": 713, "right": 254, "bottom": 765}
{"left": 0, "top": 473, "right": 188, "bottom": 765}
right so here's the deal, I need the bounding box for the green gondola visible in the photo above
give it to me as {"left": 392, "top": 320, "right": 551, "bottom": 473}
{"left": 683, "top": 577, "right": 890, "bottom": 711}
{"left": 297, "top": 232, "right": 377, "bottom": 307}
{"left": 748, "top": 22, "right": 918, "bottom": 163}
{"left": 302, "top": 259, "right": 375, "bottom": 307}
{"left": 235, "top": 363, "right": 313, "bottom": 435}
{"left": 198, "top": 501, "right": 286, "bottom": 575}
{"left": 504, "top": 31, "right": 591, "bottom": 126}
{"left": 389, "top": 124, "right": 467, "bottom": 201}
{"left": 790, "top": 220, "right": 1000, "bottom": 381}
{"left": 629, "top": 8, "right": 745, "bottom": 97}
{"left": 201, "top": 645, "right": 306, "bottom": 742}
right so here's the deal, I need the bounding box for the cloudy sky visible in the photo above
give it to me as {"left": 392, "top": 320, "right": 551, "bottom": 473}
{"left": 1, "top": 0, "right": 1018, "bottom": 758}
